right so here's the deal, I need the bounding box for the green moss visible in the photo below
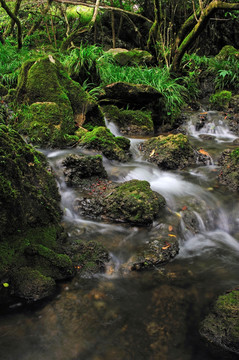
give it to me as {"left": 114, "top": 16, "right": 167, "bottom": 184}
{"left": 79, "top": 126, "right": 131, "bottom": 161}
{"left": 66, "top": 5, "right": 94, "bottom": 24}
{"left": 230, "top": 148, "right": 239, "bottom": 163}
{"left": 216, "top": 45, "right": 239, "bottom": 60}
{"left": 210, "top": 90, "right": 232, "bottom": 110}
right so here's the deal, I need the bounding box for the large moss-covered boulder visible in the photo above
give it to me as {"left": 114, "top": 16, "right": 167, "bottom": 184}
{"left": 103, "top": 105, "right": 154, "bottom": 136}
{"left": 140, "top": 133, "right": 196, "bottom": 170}
{"left": 209, "top": 91, "right": 232, "bottom": 111}
{"left": 218, "top": 148, "right": 239, "bottom": 191}
{"left": 15, "top": 55, "right": 104, "bottom": 146}
{"left": 0, "top": 125, "right": 73, "bottom": 302}
{"left": 103, "top": 180, "right": 165, "bottom": 225}
{"left": 78, "top": 126, "right": 131, "bottom": 162}
{"left": 62, "top": 153, "right": 108, "bottom": 187}
{"left": 200, "top": 288, "right": 239, "bottom": 357}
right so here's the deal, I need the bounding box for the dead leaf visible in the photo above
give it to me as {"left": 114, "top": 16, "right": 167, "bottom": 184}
{"left": 182, "top": 206, "right": 187, "bottom": 211}
{"left": 150, "top": 149, "right": 155, "bottom": 157}
{"left": 168, "top": 225, "right": 173, "bottom": 231}
{"left": 168, "top": 234, "right": 176, "bottom": 238}
{"left": 162, "top": 244, "right": 171, "bottom": 250}
{"left": 199, "top": 149, "right": 210, "bottom": 157}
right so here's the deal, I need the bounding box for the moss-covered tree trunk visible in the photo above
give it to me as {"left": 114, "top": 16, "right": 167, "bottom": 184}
{"left": 147, "top": 0, "right": 162, "bottom": 54}
{"left": 171, "top": 0, "right": 239, "bottom": 73}
{"left": 0, "top": 0, "right": 22, "bottom": 49}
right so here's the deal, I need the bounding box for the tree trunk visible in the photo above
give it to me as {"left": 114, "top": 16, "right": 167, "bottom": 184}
{"left": 147, "top": 0, "right": 162, "bottom": 54}
{"left": 0, "top": 0, "right": 22, "bottom": 49}
{"left": 171, "top": 0, "right": 239, "bottom": 73}
{"left": 5, "top": 0, "right": 22, "bottom": 36}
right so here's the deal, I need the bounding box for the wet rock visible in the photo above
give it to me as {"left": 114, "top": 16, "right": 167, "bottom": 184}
{"left": 103, "top": 105, "right": 154, "bottom": 136}
{"left": 103, "top": 180, "right": 165, "bottom": 225}
{"left": 139, "top": 133, "right": 196, "bottom": 170}
{"left": 200, "top": 287, "right": 239, "bottom": 357}
{"left": 215, "top": 45, "right": 239, "bottom": 61}
{"left": 62, "top": 153, "right": 107, "bottom": 187}
{"left": 130, "top": 215, "right": 180, "bottom": 270}
{"left": 15, "top": 55, "right": 104, "bottom": 147}
{"left": 64, "top": 240, "right": 110, "bottom": 276}
{"left": 218, "top": 148, "right": 239, "bottom": 191}
{"left": 195, "top": 113, "right": 207, "bottom": 131}
{"left": 78, "top": 126, "right": 131, "bottom": 162}
{"left": 74, "top": 179, "right": 165, "bottom": 225}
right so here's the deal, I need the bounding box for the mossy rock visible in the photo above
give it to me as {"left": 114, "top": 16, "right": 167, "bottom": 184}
{"left": 103, "top": 179, "right": 165, "bottom": 225}
{"left": 62, "top": 153, "right": 108, "bottom": 187}
{"left": 11, "top": 267, "right": 56, "bottom": 301}
{"left": 15, "top": 55, "right": 104, "bottom": 146}
{"left": 78, "top": 126, "right": 131, "bottom": 162}
{"left": 112, "top": 48, "right": 153, "bottom": 66}
{"left": 218, "top": 148, "right": 239, "bottom": 191}
{"left": 200, "top": 288, "right": 239, "bottom": 357}
{"left": 0, "top": 83, "right": 8, "bottom": 96}
{"left": 103, "top": 105, "right": 154, "bottom": 135}
{"left": 140, "top": 133, "right": 196, "bottom": 170}
{"left": 0, "top": 125, "right": 74, "bottom": 302}
{"left": 215, "top": 45, "right": 239, "bottom": 61}
{"left": 210, "top": 91, "right": 232, "bottom": 111}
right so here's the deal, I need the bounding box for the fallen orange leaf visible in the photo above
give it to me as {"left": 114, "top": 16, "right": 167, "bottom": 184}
{"left": 182, "top": 206, "right": 187, "bottom": 211}
{"left": 162, "top": 244, "right": 171, "bottom": 250}
{"left": 199, "top": 149, "right": 210, "bottom": 157}
{"left": 168, "top": 234, "right": 176, "bottom": 238}
{"left": 168, "top": 225, "right": 173, "bottom": 231}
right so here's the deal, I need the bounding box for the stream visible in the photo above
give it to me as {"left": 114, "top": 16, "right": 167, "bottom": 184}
{"left": 0, "top": 110, "right": 239, "bottom": 360}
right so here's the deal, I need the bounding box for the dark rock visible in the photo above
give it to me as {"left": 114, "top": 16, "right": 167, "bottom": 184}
{"left": 139, "top": 133, "right": 196, "bottom": 170}
{"left": 99, "top": 82, "right": 162, "bottom": 107}
{"left": 0, "top": 83, "right": 8, "bottom": 97}
{"left": 200, "top": 287, "right": 239, "bottom": 357}
{"left": 62, "top": 153, "right": 107, "bottom": 187}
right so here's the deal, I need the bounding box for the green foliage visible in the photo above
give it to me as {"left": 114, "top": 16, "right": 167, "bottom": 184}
{"left": 209, "top": 90, "right": 232, "bottom": 110}
{"left": 59, "top": 44, "right": 103, "bottom": 85}
{"left": 208, "top": 57, "right": 239, "bottom": 91}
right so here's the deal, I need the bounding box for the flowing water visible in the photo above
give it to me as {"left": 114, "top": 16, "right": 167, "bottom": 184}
{"left": 0, "top": 111, "right": 239, "bottom": 360}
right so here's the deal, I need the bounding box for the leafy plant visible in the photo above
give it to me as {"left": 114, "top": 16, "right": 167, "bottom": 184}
{"left": 207, "top": 57, "right": 239, "bottom": 91}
